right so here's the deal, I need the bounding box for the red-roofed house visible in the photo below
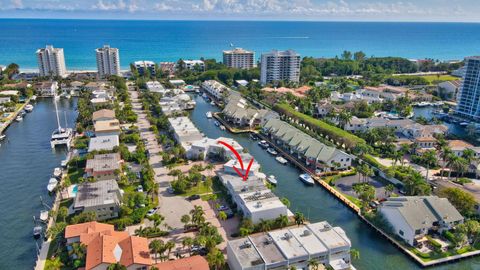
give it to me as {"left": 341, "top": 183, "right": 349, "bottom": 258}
{"left": 152, "top": 256, "right": 209, "bottom": 270}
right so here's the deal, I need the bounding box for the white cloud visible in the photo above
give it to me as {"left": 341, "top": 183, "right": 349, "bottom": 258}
{"left": 11, "top": 0, "right": 23, "bottom": 8}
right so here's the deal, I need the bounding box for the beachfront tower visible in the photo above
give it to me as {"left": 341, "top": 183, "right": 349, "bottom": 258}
{"left": 223, "top": 48, "right": 255, "bottom": 69}
{"left": 456, "top": 56, "right": 480, "bottom": 122}
{"left": 96, "top": 45, "right": 121, "bottom": 77}
{"left": 260, "top": 49, "right": 300, "bottom": 85}
{"left": 36, "top": 45, "right": 67, "bottom": 78}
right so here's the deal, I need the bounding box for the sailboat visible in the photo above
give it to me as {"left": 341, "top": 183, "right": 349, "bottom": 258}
{"left": 50, "top": 99, "right": 73, "bottom": 149}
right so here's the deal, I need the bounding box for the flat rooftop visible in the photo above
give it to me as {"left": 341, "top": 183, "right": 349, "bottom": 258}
{"left": 217, "top": 172, "right": 266, "bottom": 193}
{"left": 240, "top": 190, "right": 286, "bottom": 213}
{"left": 248, "top": 234, "right": 286, "bottom": 266}
{"left": 289, "top": 227, "right": 328, "bottom": 256}
{"left": 88, "top": 135, "right": 119, "bottom": 152}
{"left": 307, "top": 222, "right": 351, "bottom": 251}
{"left": 74, "top": 179, "right": 121, "bottom": 209}
{"left": 268, "top": 229, "right": 308, "bottom": 260}
{"left": 228, "top": 238, "right": 265, "bottom": 268}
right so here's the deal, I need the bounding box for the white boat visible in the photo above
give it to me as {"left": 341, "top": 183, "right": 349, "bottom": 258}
{"left": 39, "top": 210, "right": 49, "bottom": 222}
{"left": 220, "top": 125, "right": 226, "bottom": 131}
{"left": 267, "top": 175, "right": 278, "bottom": 185}
{"left": 31, "top": 95, "right": 37, "bottom": 101}
{"left": 214, "top": 120, "right": 220, "bottom": 126}
{"left": 47, "top": 178, "right": 58, "bottom": 192}
{"left": 61, "top": 159, "right": 68, "bottom": 167}
{"left": 33, "top": 226, "right": 43, "bottom": 239}
{"left": 258, "top": 140, "right": 269, "bottom": 149}
{"left": 0, "top": 134, "right": 6, "bottom": 140}
{"left": 206, "top": 111, "right": 213, "bottom": 118}
{"left": 460, "top": 122, "right": 470, "bottom": 127}
{"left": 210, "top": 101, "right": 215, "bottom": 106}
{"left": 276, "top": 156, "right": 288, "bottom": 165}
{"left": 266, "top": 147, "right": 278, "bottom": 155}
{"left": 202, "top": 93, "right": 208, "bottom": 99}
{"left": 15, "top": 115, "right": 23, "bottom": 122}
{"left": 50, "top": 99, "right": 73, "bottom": 149}
{"left": 24, "top": 104, "right": 34, "bottom": 112}
{"left": 53, "top": 167, "right": 62, "bottom": 178}
{"left": 299, "top": 173, "right": 315, "bottom": 185}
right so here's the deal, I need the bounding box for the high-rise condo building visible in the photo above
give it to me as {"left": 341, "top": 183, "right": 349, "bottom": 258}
{"left": 260, "top": 50, "right": 300, "bottom": 85}
{"left": 36, "top": 45, "right": 67, "bottom": 77}
{"left": 223, "top": 48, "right": 255, "bottom": 69}
{"left": 456, "top": 56, "right": 480, "bottom": 122}
{"left": 96, "top": 45, "right": 120, "bottom": 77}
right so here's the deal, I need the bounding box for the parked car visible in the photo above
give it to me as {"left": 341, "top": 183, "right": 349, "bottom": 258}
{"left": 147, "top": 208, "right": 158, "bottom": 216}
{"left": 217, "top": 205, "right": 229, "bottom": 211}
{"left": 187, "top": 194, "right": 200, "bottom": 201}
{"left": 167, "top": 187, "right": 175, "bottom": 194}
{"left": 137, "top": 185, "right": 144, "bottom": 193}
{"left": 191, "top": 245, "right": 208, "bottom": 256}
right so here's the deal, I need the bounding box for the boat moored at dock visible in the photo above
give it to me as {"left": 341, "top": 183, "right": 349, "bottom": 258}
{"left": 299, "top": 173, "right": 315, "bottom": 185}
{"left": 267, "top": 175, "right": 278, "bottom": 185}
{"left": 276, "top": 156, "right": 288, "bottom": 165}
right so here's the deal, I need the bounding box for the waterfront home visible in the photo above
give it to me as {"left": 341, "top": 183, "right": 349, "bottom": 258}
{"left": 202, "top": 80, "right": 231, "bottom": 101}
{"left": 34, "top": 81, "right": 58, "bottom": 97}
{"left": 0, "top": 90, "right": 19, "bottom": 97}
{"left": 237, "top": 189, "right": 289, "bottom": 224}
{"left": 167, "top": 116, "right": 204, "bottom": 152}
{"left": 227, "top": 221, "right": 354, "bottom": 270}
{"left": 73, "top": 179, "right": 123, "bottom": 220}
{"left": 146, "top": 81, "right": 166, "bottom": 94}
{"left": 448, "top": 140, "right": 480, "bottom": 158}
{"left": 263, "top": 118, "right": 352, "bottom": 172}
{"left": 379, "top": 196, "right": 464, "bottom": 246}
{"left": 94, "top": 119, "right": 121, "bottom": 136}
{"left": 88, "top": 134, "right": 119, "bottom": 152}
{"left": 0, "top": 97, "right": 11, "bottom": 105}
{"left": 364, "top": 85, "right": 408, "bottom": 101}
{"left": 414, "top": 136, "right": 437, "bottom": 150}
{"left": 330, "top": 90, "right": 384, "bottom": 104}
{"left": 159, "top": 92, "right": 196, "bottom": 115}
{"left": 222, "top": 96, "right": 259, "bottom": 127}
{"left": 315, "top": 100, "right": 335, "bottom": 118}
{"left": 181, "top": 59, "right": 205, "bottom": 71}
{"left": 153, "top": 256, "right": 209, "bottom": 270}
{"left": 64, "top": 221, "right": 151, "bottom": 270}
{"left": 85, "top": 153, "right": 123, "bottom": 180}
{"left": 262, "top": 86, "right": 311, "bottom": 98}
{"left": 403, "top": 123, "right": 448, "bottom": 139}
{"left": 92, "top": 109, "right": 116, "bottom": 123}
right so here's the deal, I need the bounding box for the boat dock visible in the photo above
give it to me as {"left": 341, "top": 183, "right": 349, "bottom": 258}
{"left": 0, "top": 98, "right": 31, "bottom": 135}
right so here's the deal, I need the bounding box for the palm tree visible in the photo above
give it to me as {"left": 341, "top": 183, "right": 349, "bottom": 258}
{"left": 258, "top": 219, "right": 272, "bottom": 232}
{"left": 440, "top": 146, "right": 453, "bottom": 180}
{"left": 350, "top": 248, "right": 361, "bottom": 260}
{"left": 206, "top": 248, "right": 225, "bottom": 270}
{"left": 149, "top": 239, "right": 164, "bottom": 263}
{"left": 134, "top": 226, "right": 146, "bottom": 237}
{"left": 180, "top": 214, "right": 191, "bottom": 229}
{"left": 451, "top": 157, "right": 468, "bottom": 181}
{"left": 307, "top": 258, "right": 319, "bottom": 270}
{"left": 107, "top": 262, "right": 126, "bottom": 270}
{"left": 294, "top": 212, "right": 305, "bottom": 226}
{"left": 338, "top": 110, "right": 353, "bottom": 129}
{"left": 422, "top": 149, "right": 438, "bottom": 181}
{"left": 182, "top": 237, "right": 194, "bottom": 255}
{"left": 218, "top": 211, "right": 227, "bottom": 221}
{"left": 69, "top": 242, "right": 86, "bottom": 261}
{"left": 385, "top": 184, "right": 394, "bottom": 197}
{"left": 165, "top": 240, "right": 176, "bottom": 259}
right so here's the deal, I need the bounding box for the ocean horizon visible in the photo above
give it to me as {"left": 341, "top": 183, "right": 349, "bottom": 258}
{"left": 1, "top": 19, "right": 480, "bottom": 70}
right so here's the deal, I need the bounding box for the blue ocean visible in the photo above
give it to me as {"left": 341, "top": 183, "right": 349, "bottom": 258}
{"left": 1, "top": 19, "right": 480, "bottom": 71}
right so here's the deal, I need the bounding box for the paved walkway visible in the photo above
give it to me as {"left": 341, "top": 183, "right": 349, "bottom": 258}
{"left": 128, "top": 87, "right": 193, "bottom": 231}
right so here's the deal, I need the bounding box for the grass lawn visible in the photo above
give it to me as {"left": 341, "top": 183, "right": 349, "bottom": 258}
{"left": 179, "top": 183, "right": 212, "bottom": 197}
{"left": 420, "top": 74, "right": 458, "bottom": 84}
{"left": 67, "top": 167, "right": 84, "bottom": 184}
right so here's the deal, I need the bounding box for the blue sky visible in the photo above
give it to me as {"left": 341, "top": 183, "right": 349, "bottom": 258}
{"left": 0, "top": 0, "right": 478, "bottom": 22}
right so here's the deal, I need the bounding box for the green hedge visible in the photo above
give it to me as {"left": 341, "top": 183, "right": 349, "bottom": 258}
{"left": 274, "top": 103, "right": 366, "bottom": 149}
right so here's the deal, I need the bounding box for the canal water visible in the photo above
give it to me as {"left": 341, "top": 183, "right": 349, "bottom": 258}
{"left": 0, "top": 98, "right": 77, "bottom": 269}
{"left": 189, "top": 94, "right": 480, "bottom": 270}
{"left": 413, "top": 106, "right": 466, "bottom": 137}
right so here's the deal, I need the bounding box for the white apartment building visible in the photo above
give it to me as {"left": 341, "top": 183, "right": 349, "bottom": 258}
{"left": 134, "top": 60, "right": 156, "bottom": 76}
{"left": 223, "top": 48, "right": 255, "bottom": 69}
{"left": 96, "top": 45, "right": 121, "bottom": 77}
{"left": 181, "top": 60, "right": 205, "bottom": 71}
{"left": 227, "top": 221, "right": 354, "bottom": 270}
{"left": 260, "top": 50, "right": 301, "bottom": 85}
{"left": 201, "top": 80, "right": 231, "bottom": 100}
{"left": 36, "top": 45, "right": 67, "bottom": 77}
{"left": 456, "top": 56, "right": 480, "bottom": 121}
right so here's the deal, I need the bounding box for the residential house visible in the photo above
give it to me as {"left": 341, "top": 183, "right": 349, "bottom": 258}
{"left": 152, "top": 256, "right": 209, "bottom": 270}
{"left": 94, "top": 119, "right": 121, "bottom": 136}
{"left": 181, "top": 60, "right": 205, "bottom": 71}
{"left": 35, "top": 81, "right": 58, "bottom": 97}
{"left": 379, "top": 196, "right": 464, "bottom": 246}
{"left": 88, "top": 135, "right": 119, "bottom": 152}
{"left": 85, "top": 153, "right": 123, "bottom": 180}
{"left": 73, "top": 179, "right": 123, "bottom": 220}
{"left": 160, "top": 62, "right": 176, "bottom": 75}
{"left": 64, "top": 221, "right": 151, "bottom": 270}
{"left": 146, "top": 81, "right": 166, "bottom": 94}
{"left": 92, "top": 109, "right": 116, "bottom": 123}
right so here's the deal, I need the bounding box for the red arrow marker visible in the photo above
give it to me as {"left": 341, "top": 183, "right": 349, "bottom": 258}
{"left": 218, "top": 140, "right": 254, "bottom": 181}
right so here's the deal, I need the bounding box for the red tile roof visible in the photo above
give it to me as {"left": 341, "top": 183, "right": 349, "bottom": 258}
{"left": 152, "top": 256, "right": 210, "bottom": 270}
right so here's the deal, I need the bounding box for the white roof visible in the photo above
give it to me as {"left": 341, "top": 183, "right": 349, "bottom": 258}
{"left": 268, "top": 230, "right": 308, "bottom": 260}
{"left": 88, "top": 135, "right": 119, "bottom": 152}
{"left": 307, "top": 222, "right": 351, "bottom": 251}
{"left": 289, "top": 227, "right": 328, "bottom": 256}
